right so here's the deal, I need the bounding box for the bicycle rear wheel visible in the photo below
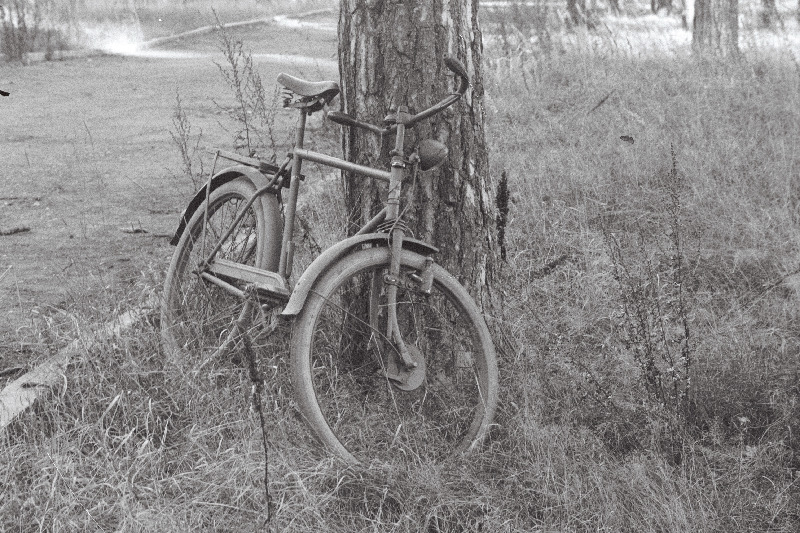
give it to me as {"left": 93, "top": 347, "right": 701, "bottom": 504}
{"left": 161, "top": 178, "right": 280, "bottom": 360}
{"left": 290, "top": 247, "right": 498, "bottom": 465}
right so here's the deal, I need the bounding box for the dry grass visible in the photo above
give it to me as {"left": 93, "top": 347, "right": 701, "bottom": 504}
{"left": 484, "top": 8, "right": 800, "bottom": 531}
{"left": 3, "top": 6, "right": 800, "bottom": 532}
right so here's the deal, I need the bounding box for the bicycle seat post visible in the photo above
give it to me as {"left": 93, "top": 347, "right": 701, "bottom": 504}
{"left": 278, "top": 108, "right": 308, "bottom": 278}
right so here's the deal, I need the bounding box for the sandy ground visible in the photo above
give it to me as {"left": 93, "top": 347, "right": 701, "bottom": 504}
{"left": 0, "top": 16, "right": 338, "bottom": 364}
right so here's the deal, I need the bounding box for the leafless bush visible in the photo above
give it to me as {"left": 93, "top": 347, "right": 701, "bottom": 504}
{"left": 0, "top": 0, "right": 82, "bottom": 60}
{"left": 213, "top": 14, "right": 281, "bottom": 158}
{"left": 2, "top": 0, "right": 46, "bottom": 60}
{"left": 603, "top": 148, "right": 693, "bottom": 419}
{"left": 170, "top": 91, "right": 205, "bottom": 192}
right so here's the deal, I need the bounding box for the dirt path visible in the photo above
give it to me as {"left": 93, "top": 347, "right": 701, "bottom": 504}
{"left": 0, "top": 17, "right": 337, "bottom": 362}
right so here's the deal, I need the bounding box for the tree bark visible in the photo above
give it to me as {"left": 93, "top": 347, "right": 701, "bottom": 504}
{"left": 692, "top": 0, "right": 739, "bottom": 57}
{"left": 338, "top": 0, "right": 499, "bottom": 310}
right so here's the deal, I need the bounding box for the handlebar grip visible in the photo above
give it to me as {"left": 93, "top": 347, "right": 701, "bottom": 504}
{"left": 444, "top": 56, "right": 468, "bottom": 79}
{"left": 444, "top": 56, "right": 469, "bottom": 94}
{"left": 328, "top": 111, "right": 360, "bottom": 127}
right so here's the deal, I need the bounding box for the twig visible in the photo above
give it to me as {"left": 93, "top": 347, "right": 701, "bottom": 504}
{"left": 588, "top": 89, "right": 615, "bottom": 114}
{"left": 0, "top": 265, "right": 11, "bottom": 283}
{"left": 0, "top": 226, "right": 30, "bottom": 236}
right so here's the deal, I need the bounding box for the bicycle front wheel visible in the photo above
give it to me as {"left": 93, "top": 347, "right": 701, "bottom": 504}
{"left": 291, "top": 247, "right": 498, "bottom": 465}
{"left": 161, "top": 178, "right": 280, "bottom": 360}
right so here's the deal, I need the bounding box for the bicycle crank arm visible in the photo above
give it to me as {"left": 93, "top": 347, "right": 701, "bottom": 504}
{"left": 199, "top": 271, "right": 245, "bottom": 299}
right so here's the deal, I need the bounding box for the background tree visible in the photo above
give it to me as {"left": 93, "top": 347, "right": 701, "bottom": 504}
{"left": 337, "top": 0, "right": 499, "bottom": 310}
{"left": 692, "top": 0, "right": 739, "bottom": 57}
{"left": 566, "top": 0, "right": 593, "bottom": 27}
{"left": 759, "top": 0, "right": 779, "bottom": 28}
{"left": 651, "top": 0, "right": 673, "bottom": 14}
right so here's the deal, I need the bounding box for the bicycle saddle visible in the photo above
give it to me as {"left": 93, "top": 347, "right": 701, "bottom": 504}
{"left": 277, "top": 73, "right": 339, "bottom": 112}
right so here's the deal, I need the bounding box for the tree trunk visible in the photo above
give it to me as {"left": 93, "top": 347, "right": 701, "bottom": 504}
{"left": 692, "top": 0, "right": 739, "bottom": 57}
{"left": 338, "top": 0, "right": 498, "bottom": 310}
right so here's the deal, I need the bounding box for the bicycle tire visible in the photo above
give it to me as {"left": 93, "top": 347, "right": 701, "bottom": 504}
{"left": 290, "top": 247, "right": 498, "bottom": 465}
{"left": 161, "top": 178, "right": 280, "bottom": 360}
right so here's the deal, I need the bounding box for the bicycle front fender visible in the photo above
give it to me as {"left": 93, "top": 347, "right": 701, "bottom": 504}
{"left": 169, "top": 165, "right": 279, "bottom": 246}
{"left": 281, "top": 233, "right": 438, "bottom": 317}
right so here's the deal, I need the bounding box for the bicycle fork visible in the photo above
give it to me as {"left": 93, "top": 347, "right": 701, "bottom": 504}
{"left": 378, "top": 233, "right": 430, "bottom": 390}
{"left": 373, "top": 108, "right": 430, "bottom": 390}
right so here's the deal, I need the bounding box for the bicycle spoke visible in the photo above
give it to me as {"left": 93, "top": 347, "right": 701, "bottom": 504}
{"left": 162, "top": 181, "right": 270, "bottom": 361}
{"left": 292, "top": 248, "right": 496, "bottom": 465}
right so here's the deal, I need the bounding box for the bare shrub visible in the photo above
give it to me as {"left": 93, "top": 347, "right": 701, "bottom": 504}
{"left": 170, "top": 91, "right": 205, "bottom": 192}
{"left": 213, "top": 14, "right": 281, "bottom": 158}
{"left": 603, "top": 148, "right": 693, "bottom": 418}
{"left": 0, "top": 0, "right": 82, "bottom": 60}
{"left": 1, "top": 0, "right": 47, "bottom": 60}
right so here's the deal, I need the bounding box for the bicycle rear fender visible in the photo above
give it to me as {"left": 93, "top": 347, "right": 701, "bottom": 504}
{"left": 169, "top": 165, "right": 281, "bottom": 246}
{"left": 281, "top": 233, "right": 438, "bottom": 317}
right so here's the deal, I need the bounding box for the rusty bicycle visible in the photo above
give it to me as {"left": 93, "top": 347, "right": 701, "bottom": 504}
{"left": 161, "top": 57, "right": 498, "bottom": 465}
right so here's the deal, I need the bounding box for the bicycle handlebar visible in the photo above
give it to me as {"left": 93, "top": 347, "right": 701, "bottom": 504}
{"left": 443, "top": 55, "right": 470, "bottom": 95}
{"left": 327, "top": 111, "right": 386, "bottom": 135}
{"left": 327, "top": 55, "right": 469, "bottom": 135}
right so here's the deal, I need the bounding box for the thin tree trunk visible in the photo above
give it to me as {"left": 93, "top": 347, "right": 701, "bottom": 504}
{"left": 679, "top": 0, "right": 691, "bottom": 29}
{"left": 338, "top": 0, "right": 499, "bottom": 310}
{"left": 652, "top": 0, "right": 674, "bottom": 14}
{"left": 759, "top": 0, "right": 778, "bottom": 28}
{"left": 693, "top": 0, "right": 739, "bottom": 57}
{"left": 567, "top": 0, "right": 586, "bottom": 25}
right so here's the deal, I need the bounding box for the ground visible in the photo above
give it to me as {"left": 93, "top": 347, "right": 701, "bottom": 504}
{"left": 0, "top": 14, "right": 338, "bottom": 367}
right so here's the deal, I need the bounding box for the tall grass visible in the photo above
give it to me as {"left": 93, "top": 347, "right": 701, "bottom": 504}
{"left": 484, "top": 9, "right": 800, "bottom": 530}
{"left": 2, "top": 8, "right": 799, "bottom": 533}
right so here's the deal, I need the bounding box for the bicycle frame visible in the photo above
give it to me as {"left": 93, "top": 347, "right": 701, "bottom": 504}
{"left": 199, "top": 103, "right": 424, "bottom": 371}
{"left": 278, "top": 105, "right": 410, "bottom": 271}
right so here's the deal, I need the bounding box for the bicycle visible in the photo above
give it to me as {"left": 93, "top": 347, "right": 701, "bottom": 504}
{"left": 161, "top": 56, "right": 498, "bottom": 465}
